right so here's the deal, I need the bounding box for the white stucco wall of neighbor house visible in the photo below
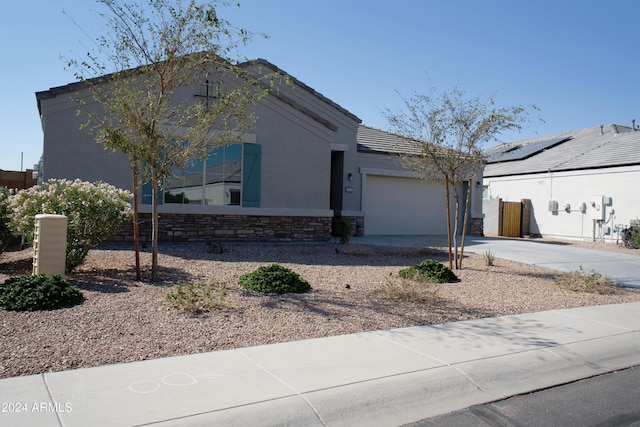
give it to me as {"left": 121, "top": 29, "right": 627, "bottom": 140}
{"left": 485, "top": 165, "right": 640, "bottom": 241}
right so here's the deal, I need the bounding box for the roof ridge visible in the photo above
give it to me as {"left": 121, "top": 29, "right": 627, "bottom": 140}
{"left": 247, "top": 59, "right": 361, "bottom": 123}
{"left": 485, "top": 123, "right": 640, "bottom": 176}
{"left": 36, "top": 56, "right": 362, "bottom": 126}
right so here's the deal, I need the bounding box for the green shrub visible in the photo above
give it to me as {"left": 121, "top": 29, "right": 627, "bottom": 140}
{"left": 0, "top": 187, "right": 12, "bottom": 254}
{"left": 399, "top": 259, "right": 457, "bottom": 283}
{"left": 8, "top": 179, "right": 132, "bottom": 272}
{"left": 165, "top": 281, "right": 226, "bottom": 314}
{"left": 238, "top": 264, "right": 311, "bottom": 294}
{"left": 554, "top": 267, "right": 617, "bottom": 295}
{"left": 205, "top": 240, "right": 224, "bottom": 254}
{"left": 633, "top": 227, "right": 640, "bottom": 249}
{"left": 331, "top": 217, "right": 352, "bottom": 244}
{"left": 0, "top": 274, "right": 84, "bottom": 311}
{"left": 339, "top": 218, "right": 351, "bottom": 244}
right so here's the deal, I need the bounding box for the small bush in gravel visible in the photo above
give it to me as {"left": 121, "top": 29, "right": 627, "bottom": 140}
{"left": 238, "top": 264, "right": 311, "bottom": 294}
{"left": 165, "top": 281, "right": 226, "bottom": 314}
{"left": 633, "top": 227, "right": 640, "bottom": 249}
{"left": 483, "top": 249, "right": 496, "bottom": 266}
{"left": 554, "top": 267, "right": 617, "bottom": 295}
{"left": 382, "top": 277, "right": 438, "bottom": 303}
{"left": 0, "top": 274, "right": 84, "bottom": 311}
{"left": 205, "top": 240, "right": 224, "bottom": 254}
{"left": 399, "top": 259, "right": 457, "bottom": 283}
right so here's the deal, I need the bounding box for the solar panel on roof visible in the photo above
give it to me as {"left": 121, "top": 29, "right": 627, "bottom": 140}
{"left": 488, "top": 136, "right": 572, "bottom": 163}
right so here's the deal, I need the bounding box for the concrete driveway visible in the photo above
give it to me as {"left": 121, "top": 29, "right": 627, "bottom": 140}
{"left": 350, "top": 235, "right": 640, "bottom": 288}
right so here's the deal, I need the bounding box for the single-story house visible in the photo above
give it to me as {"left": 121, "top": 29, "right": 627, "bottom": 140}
{"left": 483, "top": 123, "right": 640, "bottom": 241}
{"left": 35, "top": 59, "right": 483, "bottom": 242}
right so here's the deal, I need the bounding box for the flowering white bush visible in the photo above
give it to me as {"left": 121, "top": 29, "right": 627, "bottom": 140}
{"left": 0, "top": 186, "right": 12, "bottom": 253}
{"left": 8, "top": 179, "right": 132, "bottom": 272}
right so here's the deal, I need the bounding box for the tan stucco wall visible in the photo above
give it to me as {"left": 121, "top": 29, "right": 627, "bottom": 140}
{"left": 38, "top": 64, "right": 362, "bottom": 214}
{"left": 39, "top": 87, "right": 133, "bottom": 190}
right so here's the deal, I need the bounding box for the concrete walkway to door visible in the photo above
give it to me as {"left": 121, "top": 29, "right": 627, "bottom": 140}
{"left": 350, "top": 235, "right": 640, "bottom": 289}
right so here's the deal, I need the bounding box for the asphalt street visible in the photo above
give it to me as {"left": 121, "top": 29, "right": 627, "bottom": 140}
{"left": 405, "top": 365, "right": 640, "bottom": 426}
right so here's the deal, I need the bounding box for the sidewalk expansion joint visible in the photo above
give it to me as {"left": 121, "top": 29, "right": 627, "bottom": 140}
{"left": 372, "top": 332, "right": 504, "bottom": 399}
{"left": 41, "top": 373, "right": 63, "bottom": 427}
{"left": 236, "top": 349, "right": 328, "bottom": 427}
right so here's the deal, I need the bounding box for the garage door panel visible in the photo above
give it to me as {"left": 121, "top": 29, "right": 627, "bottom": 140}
{"left": 364, "top": 175, "right": 448, "bottom": 235}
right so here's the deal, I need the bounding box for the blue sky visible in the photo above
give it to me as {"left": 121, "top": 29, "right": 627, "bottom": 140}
{"left": 1, "top": 0, "right": 639, "bottom": 171}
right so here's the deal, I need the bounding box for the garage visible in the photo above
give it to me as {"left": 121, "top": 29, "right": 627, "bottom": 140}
{"left": 363, "top": 174, "right": 449, "bottom": 235}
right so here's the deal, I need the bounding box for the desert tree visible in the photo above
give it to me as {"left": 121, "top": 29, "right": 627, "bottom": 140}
{"left": 385, "top": 87, "right": 534, "bottom": 269}
{"left": 67, "top": 0, "right": 271, "bottom": 281}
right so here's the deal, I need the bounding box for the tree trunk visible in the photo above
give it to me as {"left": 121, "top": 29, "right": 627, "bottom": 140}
{"left": 453, "top": 192, "right": 460, "bottom": 269}
{"left": 132, "top": 164, "right": 141, "bottom": 281}
{"left": 445, "top": 176, "right": 453, "bottom": 269}
{"left": 459, "top": 178, "right": 472, "bottom": 269}
{"left": 151, "top": 171, "right": 159, "bottom": 282}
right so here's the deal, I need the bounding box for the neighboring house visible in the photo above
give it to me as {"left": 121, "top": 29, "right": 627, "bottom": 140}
{"left": 35, "top": 59, "right": 483, "bottom": 241}
{"left": 0, "top": 169, "right": 38, "bottom": 191}
{"left": 483, "top": 123, "right": 640, "bottom": 242}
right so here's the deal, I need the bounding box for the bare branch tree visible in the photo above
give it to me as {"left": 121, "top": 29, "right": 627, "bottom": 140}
{"left": 385, "top": 87, "right": 535, "bottom": 269}
{"left": 67, "top": 0, "right": 271, "bottom": 281}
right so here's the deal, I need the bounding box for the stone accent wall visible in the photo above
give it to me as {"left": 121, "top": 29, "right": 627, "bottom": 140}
{"left": 469, "top": 217, "right": 484, "bottom": 236}
{"left": 343, "top": 216, "right": 365, "bottom": 237}
{"left": 111, "top": 213, "right": 334, "bottom": 243}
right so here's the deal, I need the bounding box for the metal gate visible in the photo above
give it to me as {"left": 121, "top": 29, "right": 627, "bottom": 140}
{"left": 501, "top": 202, "right": 522, "bottom": 237}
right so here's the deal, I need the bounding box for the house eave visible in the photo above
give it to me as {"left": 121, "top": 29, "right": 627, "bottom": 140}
{"left": 245, "top": 59, "right": 361, "bottom": 125}
{"left": 485, "top": 161, "right": 640, "bottom": 178}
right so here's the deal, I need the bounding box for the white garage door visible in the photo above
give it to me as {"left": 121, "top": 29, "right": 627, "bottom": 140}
{"left": 364, "top": 175, "right": 449, "bottom": 235}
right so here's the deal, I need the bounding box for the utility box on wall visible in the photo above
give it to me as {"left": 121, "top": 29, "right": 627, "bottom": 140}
{"left": 33, "top": 214, "right": 67, "bottom": 277}
{"left": 590, "top": 195, "right": 605, "bottom": 221}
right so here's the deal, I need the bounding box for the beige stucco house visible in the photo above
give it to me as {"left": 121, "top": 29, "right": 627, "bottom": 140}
{"left": 36, "top": 59, "right": 483, "bottom": 241}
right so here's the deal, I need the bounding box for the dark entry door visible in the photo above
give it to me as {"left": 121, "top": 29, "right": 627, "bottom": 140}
{"left": 330, "top": 151, "right": 344, "bottom": 214}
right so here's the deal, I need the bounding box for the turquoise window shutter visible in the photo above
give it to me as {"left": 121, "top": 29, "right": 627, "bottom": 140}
{"left": 141, "top": 181, "right": 164, "bottom": 205}
{"left": 242, "top": 144, "right": 261, "bottom": 207}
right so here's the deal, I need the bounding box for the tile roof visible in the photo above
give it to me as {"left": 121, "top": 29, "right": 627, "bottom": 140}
{"left": 356, "top": 125, "right": 421, "bottom": 155}
{"left": 484, "top": 124, "right": 640, "bottom": 177}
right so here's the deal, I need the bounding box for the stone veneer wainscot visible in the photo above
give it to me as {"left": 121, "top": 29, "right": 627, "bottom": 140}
{"left": 111, "top": 213, "right": 339, "bottom": 242}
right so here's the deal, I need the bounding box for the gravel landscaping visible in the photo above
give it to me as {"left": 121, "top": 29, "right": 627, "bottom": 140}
{"left": 1, "top": 239, "right": 639, "bottom": 379}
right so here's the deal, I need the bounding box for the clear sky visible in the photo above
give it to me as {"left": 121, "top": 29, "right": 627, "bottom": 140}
{"left": 1, "top": 0, "right": 639, "bottom": 171}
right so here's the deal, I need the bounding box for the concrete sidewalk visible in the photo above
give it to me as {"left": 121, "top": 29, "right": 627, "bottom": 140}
{"left": 2, "top": 302, "right": 640, "bottom": 427}
{"left": 352, "top": 235, "right": 640, "bottom": 288}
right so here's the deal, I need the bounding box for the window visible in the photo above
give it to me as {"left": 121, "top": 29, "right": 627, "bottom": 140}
{"left": 142, "top": 143, "right": 261, "bottom": 207}
{"left": 164, "top": 144, "right": 242, "bottom": 205}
